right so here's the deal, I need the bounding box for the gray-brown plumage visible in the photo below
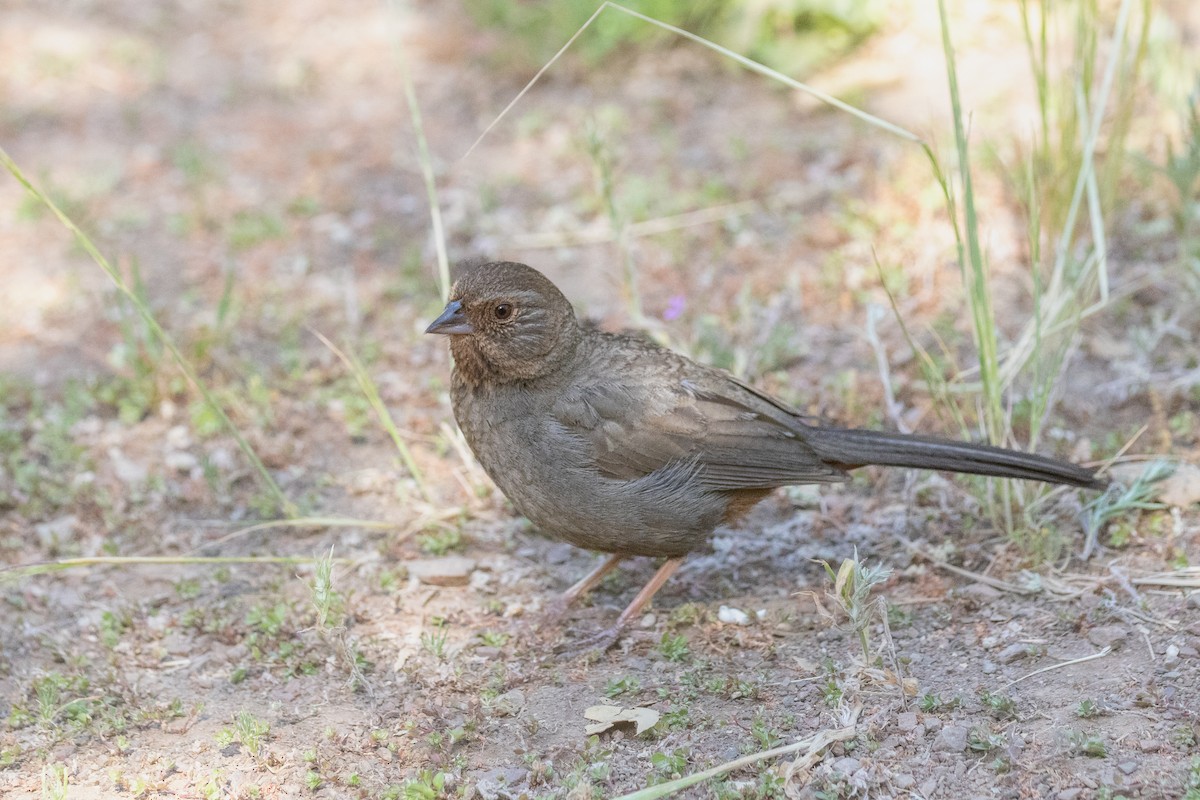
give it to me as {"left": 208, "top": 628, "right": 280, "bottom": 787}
{"left": 425, "top": 261, "right": 1105, "bottom": 641}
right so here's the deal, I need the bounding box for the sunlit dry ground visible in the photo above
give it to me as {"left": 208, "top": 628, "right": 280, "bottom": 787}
{"left": 1, "top": 1, "right": 1198, "bottom": 797}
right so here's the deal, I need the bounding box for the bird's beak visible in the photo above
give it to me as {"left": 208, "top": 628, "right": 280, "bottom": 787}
{"left": 424, "top": 299, "right": 474, "bottom": 335}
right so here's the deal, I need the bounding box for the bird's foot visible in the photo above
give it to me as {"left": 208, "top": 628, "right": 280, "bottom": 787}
{"left": 553, "top": 624, "right": 625, "bottom": 658}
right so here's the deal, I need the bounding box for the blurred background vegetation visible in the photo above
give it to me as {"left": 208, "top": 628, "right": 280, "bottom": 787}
{"left": 464, "top": 0, "right": 888, "bottom": 75}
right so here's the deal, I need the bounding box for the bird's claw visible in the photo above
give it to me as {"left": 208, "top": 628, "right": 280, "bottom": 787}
{"left": 553, "top": 624, "right": 624, "bottom": 657}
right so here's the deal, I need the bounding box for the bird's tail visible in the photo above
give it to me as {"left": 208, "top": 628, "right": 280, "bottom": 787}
{"left": 804, "top": 426, "right": 1106, "bottom": 490}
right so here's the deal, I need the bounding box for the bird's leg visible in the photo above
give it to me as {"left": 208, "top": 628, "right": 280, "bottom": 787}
{"left": 556, "top": 557, "right": 685, "bottom": 655}
{"left": 614, "top": 557, "right": 683, "bottom": 628}
{"left": 542, "top": 553, "right": 625, "bottom": 623}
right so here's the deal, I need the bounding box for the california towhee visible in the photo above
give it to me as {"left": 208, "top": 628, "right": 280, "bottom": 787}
{"left": 426, "top": 261, "right": 1105, "bottom": 646}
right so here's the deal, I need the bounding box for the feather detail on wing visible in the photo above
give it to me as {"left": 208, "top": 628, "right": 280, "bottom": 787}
{"left": 553, "top": 376, "right": 846, "bottom": 491}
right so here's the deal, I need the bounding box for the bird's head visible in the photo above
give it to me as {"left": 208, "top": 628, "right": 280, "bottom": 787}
{"left": 425, "top": 261, "right": 581, "bottom": 384}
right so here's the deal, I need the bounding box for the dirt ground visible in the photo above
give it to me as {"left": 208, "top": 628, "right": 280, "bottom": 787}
{"left": 1, "top": 1, "right": 1199, "bottom": 798}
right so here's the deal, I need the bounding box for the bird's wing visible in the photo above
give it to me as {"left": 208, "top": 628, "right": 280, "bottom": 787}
{"left": 552, "top": 364, "right": 847, "bottom": 491}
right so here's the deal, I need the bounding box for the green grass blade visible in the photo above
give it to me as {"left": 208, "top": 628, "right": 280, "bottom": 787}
{"left": 390, "top": 0, "right": 451, "bottom": 303}
{"left": 311, "top": 329, "right": 433, "bottom": 503}
{"left": 936, "top": 0, "right": 1002, "bottom": 446}
{"left": 461, "top": 1, "right": 924, "bottom": 166}
{"left": 0, "top": 146, "right": 296, "bottom": 518}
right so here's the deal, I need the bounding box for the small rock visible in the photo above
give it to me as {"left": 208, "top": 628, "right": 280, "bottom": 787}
{"left": 209, "top": 447, "right": 235, "bottom": 471}
{"left": 167, "top": 425, "right": 192, "bottom": 449}
{"left": 35, "top": 515, "right": 78, "bottom": 548}
{"left": 544, "top": 543, "right": 574, "bottom": 565}
{"left": 919, "top": 778, "right": 938, "bottom": 798}
{"left": 164, "top": 451, "right": 199, "bottom": 473}
{"left": 832, "top": 757, "right": 860, "bottom": 776}
{"left": 1118, "top": 761, "right": 1138, "bottom": 775}
{"left": 1087, "top": 625, "right": 1127, "bottom": 649}
{"left": 491, "top": 689, "right": 525, "bottom": 716}
{"left": 407, "top": 556, "right": 477, "bottom": 586}
{"left": 1156, "top": 462, "right": 1200, "bottom": 507}
{"left": 1057, "top": 789, "right": 1083, "bottom": 800}
{"left": 998, "top": 642, "right": 1033, "bottom": 663}
{"left": 893, "top": 774, "right": 915, "bottom": 789}
{"left": 924, "top": 716, "right": 943, "bottom": 733}
{"left": 1187, "top": 592, "right": 1200, "bottom": 611}
{"left": 959, "top": 583, "right": 1002, "bottom": 601}
{"left": 1137, "top": 739, "right": 1160, "bottom": 752}
{"left": 897, "top": 712, "right": 919, "bottom": 732}
{"left": 982, "top": 659, "right": 997, "bottom": 674}
{"left": 639, "top": 613, "right": 657, "bottom": 629}
{"left": 933, "top": 725, "right": 968, "bottom": 752}
{"left": 1163, "top": 644, "right": 1180, "bottom": 667}
{"left": 718, "top": 605, "right": 751, "bottom": 625}
{"left": 108, "top": 447, "right": 148, "bottom": 485}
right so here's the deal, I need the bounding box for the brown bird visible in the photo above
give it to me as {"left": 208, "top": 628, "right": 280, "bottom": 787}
{"left": 426, "top": 261, "right": 1105, "bottom": 647}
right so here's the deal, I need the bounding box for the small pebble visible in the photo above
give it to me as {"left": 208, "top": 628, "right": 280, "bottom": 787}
{"left": 897, "top": 712, "right": 919, "bottom": 732}
{"left": 982, "top": 659, "right": 997, "bottom": 674}
{"left": 1118, "top": 761, "right": 1138, "bottom": 775}
{"left": 407, "top": 556, "right": 477, "bottom": 586}
{"left": 1163, "top": 644, "right": 1180, "bottom": 667}
{"left": 1087, "top": 625, "right": 1127, "bottom": 649}
{"left": 959, "top": 583, "right": 1002, "bottom": 601}
{"left": 1057, "top": 789, "right": 1083, "bottom": 800}
{"left": 933, "top": 725, "right": 968, "bottom": 752}
{"left": 165, "top": 451, "right": 199, "bottom": 473}
{"left": 998, "top": 642, "right": 1032, "bottom": 663}
{"left": 832, "top": 757, "right": 860, "bottom": 776}
{"left": 718, "top": 605, "right": 751, "bottom": 625}
{"left": 893, "top": 774, "right": 915, "bottom": 789}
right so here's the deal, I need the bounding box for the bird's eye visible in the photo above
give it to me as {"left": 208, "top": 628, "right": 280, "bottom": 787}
{"left": 493, "top": 303, "right": 514, "bottom": 321}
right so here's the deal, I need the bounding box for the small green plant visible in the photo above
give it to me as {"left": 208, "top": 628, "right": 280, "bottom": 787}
{"left": 418, "top": 526, "right": 463, "bottom": 556}
{"left": 980, "top": 690, "right": 1018, "bottom": 720}
{"left": 99, "top": 610, "right": 129, "bottom": 648}
{"left": 215, "top": 711, "right": 270, "bottom": 756}
{"left": 1069, "top": 730, "right": 1108, "bottom": 758}
{"left": 477, "top": 630, "right": 509, "bottom": 648}
{"left": 667, "top": 602, "right": 706, "bottom": 628}
{"left": 1082, "top": 461, "right": 1173, "bottom": 558}
{"left": 658, "top": 631, "right": 690, "bottom": 662}
{"left": 604, "top": 676, "right": 641, "bottom": 698}
{"left": 401, "top": 770, "right": 448, "bottom": 800}
{"left": 245, "top": 603, "right": 289, "bottom": 637}
{"left": 227, "top": 210, "right": 284, "bottom": 250}
{"left": 650, "top": 748, "right": 689, "bottom": 782}
{"left": 1185, "top": 756, "right": 1200, "bottom": 800}
{"left": 821, "top": 676, "right": 844, "bottom": 708}
{"left": 749, "top": 714, "right": 781, "bottom": 751}
{"left": 661, "top": 707, "right": 690, "bottom": 730}
{"left": 813, "top": 549, "right": 893, "bottom": 663}
{"left": 1076, "top": 699, "right": 1101, "bottom": 718}
{"left": 309, "top": 548, "right": 345, "bottom": 629}
{"left": 420, "top": 626, "right": 449, "bottom": 660}
{"left": 968, "top": 727, "right": 1005, "bottom": 752}
{"left": 41, "top": 763, "right": 69, "bottom": 800}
